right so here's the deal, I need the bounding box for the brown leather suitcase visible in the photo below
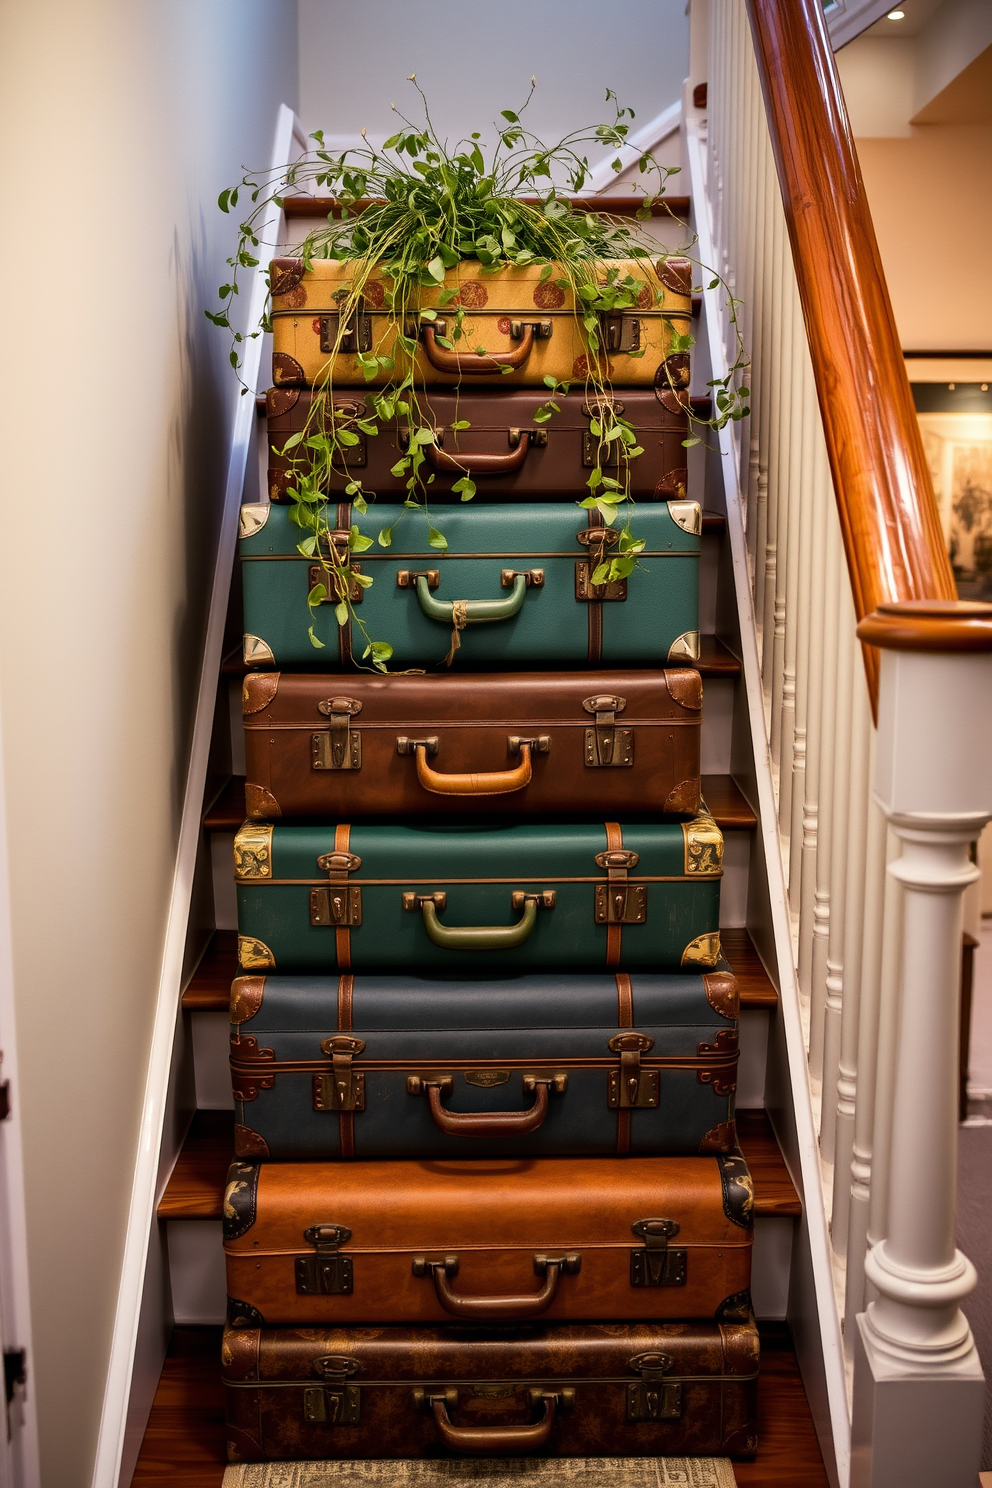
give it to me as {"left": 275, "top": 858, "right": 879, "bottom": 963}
{"left": 242, "top": 669, "right": 703, "bottom": 820}
{"left": 264, "top": 386, "right": 690, "bottom": 504}
{"left": 222, "top": 1317, "right": 759, "bottom": 1461}
{"left": 222, "top": 1153, "right": 753, "bottom": 1326}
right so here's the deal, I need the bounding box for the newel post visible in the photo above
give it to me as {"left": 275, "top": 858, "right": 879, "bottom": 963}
{"left": 851, "top": 600, "right": 992, "bottom": 1488}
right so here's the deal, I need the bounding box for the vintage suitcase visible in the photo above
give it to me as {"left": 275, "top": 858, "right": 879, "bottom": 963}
{"left": 229, "top": 967, "right": 740, "bottom": 1161}
{"left": 264, "top": 386, "right": 690, "bottom": 503}
{"left": 222, "top": 1151, "right": 754, "bottom": 1326}
{"left": 233, "top": 816, "right": 724, "bottom": 976}
{"left": 241, "top": 669, "right": 703, "bottom": 821}
{"left": 222, "top": 1318, "right": 759, "bottom": 1461}
{"left": 239, "top": 501, "right": 701, "bottom": 670}
{"left": 269, "top": 256, "right": 692, "bottom": 389}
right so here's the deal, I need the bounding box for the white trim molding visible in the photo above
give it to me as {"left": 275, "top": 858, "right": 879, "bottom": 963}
{"left": 822, "top": 0, "right": 898, "bottom": 50}
{"left": 584, "top": 100, "right": 682, "bottom": 194}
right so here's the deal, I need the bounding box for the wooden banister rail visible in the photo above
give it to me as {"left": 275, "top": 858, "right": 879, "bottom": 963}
{"left": 744, "top": 0, "right": 955, "bottom": 707}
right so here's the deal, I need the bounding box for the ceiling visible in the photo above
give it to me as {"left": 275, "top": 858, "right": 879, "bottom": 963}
{"left": 863, "top": 0, "right": 945, "bottom": 37}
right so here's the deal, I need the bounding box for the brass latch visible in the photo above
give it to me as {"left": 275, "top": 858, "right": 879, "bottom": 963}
{"left": 600, "top": 311, "right": 641, "bottom": 354}
{"left": 414, "top": 316, "right": 552, "bottom": 343}
{"left": 629, "top": 1219, "right": 687, "bottom": 1288}
{"left": 312, "top": 697, "right": 362, "bottom": 771}
{"left": 319, "top": 294, "right": 373, "bottom": 354}
{"left": 303, "top": 1355, "right": 361, "bottom": 1426}
{"left": 582, "top": 694, "right": 632, "bottom": 767}
{"left": 626, "top": 1351, "right": 683, "bottom": 1422}
{"left": 310, "top": 851, "right": 362, "bottom": 928}
{"left": 594, "top": 849, "right": 647, "bottom": 925}
{"left": 313, "top": 1035, "right": 366, "bottom": 1112}
{"left": 575, "top": 528, "right": 627, "bottom": 602}
{"left": 309, "top": 529, "right": 364, "bottom": 605}
{"left": 607, "top": 1033, "right": 659, "bottom": 1109}
{"left": 396, "top": 569, "right": 440, "bottom": 590}
{"left": 296, "top": 1224, "right": 354, "bottom": 1295}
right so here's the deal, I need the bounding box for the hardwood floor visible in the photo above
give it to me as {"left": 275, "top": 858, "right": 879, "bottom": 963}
{"left": 130, "top": 1323, "right": 828, "bottom": 1486}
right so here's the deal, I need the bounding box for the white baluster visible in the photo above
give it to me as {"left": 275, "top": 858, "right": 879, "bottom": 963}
{"left": 808, "top": 516, "right": 841, "bottom": 1081}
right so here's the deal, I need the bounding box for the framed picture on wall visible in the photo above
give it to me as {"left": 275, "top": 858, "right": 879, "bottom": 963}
{"left": 911, "top": 378, "right": 992, "bottom": 600}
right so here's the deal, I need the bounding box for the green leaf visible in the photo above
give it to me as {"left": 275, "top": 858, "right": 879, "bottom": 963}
{"left": 349, "top": 527, "right": 374, "bottom": 552}
{"left": 308, "top": 625, "right": 326, "bottom": 650}
{"left": 500, "top": 110, "right": 519, "bottom": 122}
{"left": 426, "top": 255, "right": 446, "bottom": 283}
{"left": 427, "top": 525, "right": 448, "bottom": 550}
{"left": 308, "top": 583, "right": 327, "bottom": 605}
{"left": 378, "top": 522, "right": 398, "bottom": 548}
{"left": 682, "top": 437, "right": 702, "bottom": 448}
{"left": 452, "top": 477, "right": 477, "bottom": 501}
{"left": 334, "top": 602, "right": 349, "bottom": 627}
{"left": 297, "top": 535, "right": 317, "bottom": 556}
{"left": 450, "top": 419, "right": 471, "bottom": 431}
{"left": 218, "top": 188, "right": 231, "bottom": 213}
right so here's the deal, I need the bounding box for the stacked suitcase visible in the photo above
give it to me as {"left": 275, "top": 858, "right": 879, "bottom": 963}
{"left": 221, "top": 254, "right": 760, "bottom": 1463}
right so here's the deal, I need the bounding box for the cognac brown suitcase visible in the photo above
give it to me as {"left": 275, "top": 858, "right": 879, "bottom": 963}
{"left": 265, "top": 386, "right": 690, "bottom": 503}
{"left": 222, "top": 1317, "right": 759, "bottom": 1461}
{"left": 241, "top": 669, "right": 703, "bottom": 820}
{"left": 222, "top": 1152, "right": 753, "bottom": 1326}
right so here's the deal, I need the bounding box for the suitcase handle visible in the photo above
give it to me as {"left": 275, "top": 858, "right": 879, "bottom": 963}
{"left": 411, "top": 1074, "right": 567, "bottom": 1136}
{"left": 422, "top": 1390, "right": 565, "bottom": 1453}
{"left": 402, "top": 569, "right": 544, "bottom": 625}
{"left": 423, "top": 434, "right": 533, "bottom": 476}
{"left": 400, "top": 737, "right": 546, "bottom": 796}
{"left": 421, "top": 322, "right": 544, "bottom": 374}
{"left": 402, "top": 890, "right": 556, "bottom": 950}
{"left": 412, "top": 1252, "right": 581, "bottom": 1319}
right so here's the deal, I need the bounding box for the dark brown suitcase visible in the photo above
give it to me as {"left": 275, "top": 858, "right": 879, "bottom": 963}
{"left": 222, "top": 1317, "right": 759, "bottom": 1461}
{"left": 222, "top": 1153, "right": 753, "bottom": 1326}
{"left": 242, "top": 669, "right": 703, "bottom": 819}
{"left": 264, "top": 386, "right": 690, "bottom": 503}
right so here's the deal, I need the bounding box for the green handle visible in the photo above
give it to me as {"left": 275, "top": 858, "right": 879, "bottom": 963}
{"left": 419, "top": 895, "right": 547, "bottom": 950}
{"left": 415, "top": 572, "right": 529, "bottom": 625}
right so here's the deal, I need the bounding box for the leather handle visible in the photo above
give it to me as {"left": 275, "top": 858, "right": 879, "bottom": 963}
{"left": 423, "top": 437, "right": 531, "bottom": 476}
{"left": 412, "top": 571, "right": 533, "bottom": 624}
{"left": 408, "top": 891, "right": 554, "bottom": 950}
{"left": 421, "top": 1077, "right": 557, "bottom": 1136}
{"left": 430, "top": 1395, "right": 556, "bottom": 1454}
{"left": 421, "top": 322, "right": 537, "bottom": 374}
{"left": 411, "top": 741, "right": 533, "bottom": 796}
{"left": 414, "top": 1253, "right": 579, "bottom": 1319}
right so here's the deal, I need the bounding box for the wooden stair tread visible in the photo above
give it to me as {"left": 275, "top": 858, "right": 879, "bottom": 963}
{"left": 157, "top": 1108, "right": 799, "bottom": 1221}
{"left": 130, "top": 1322, "right": 826, "bottom": 1485}
{"left": 182, "top": 927, "right": 778, "bottom": 1012}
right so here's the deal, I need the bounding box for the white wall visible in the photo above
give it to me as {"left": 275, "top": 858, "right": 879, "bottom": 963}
{"left": 0, "top": 4, "right": 297, "bottom": 1484}
{"left": 298, "top": 0, "right": 688, "bottom": 165}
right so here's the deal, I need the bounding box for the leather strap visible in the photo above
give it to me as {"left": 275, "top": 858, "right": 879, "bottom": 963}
{"left": 615, "top": 971, "right": 633, "bottom": 1154}
{"left": 336, "top": 503, "right": 353, "bottom": 667}
{"left": 604, "top": 822, "right": 624, "bottom": 968}
{"left": 587, "top": 509, "right": 603, "bottom": 663}
{"left": 332, "top": 823, "right": 353, "bottom": 971}
{"left": 336, "top": 971, "right": 355, "bottom": 1158}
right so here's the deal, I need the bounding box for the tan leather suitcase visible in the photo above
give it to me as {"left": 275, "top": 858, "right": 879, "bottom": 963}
{"left": 222, "top": 1153, "right": 753, "bottom": 1326}
{"left": 269, "top": 256, "right": 692, "bottom": 388}
{"left": 241, "top": 669, "right": 703, "bottom": 820}
{"left": 222, "top": 1317, "right": 760, "bottom": 1461}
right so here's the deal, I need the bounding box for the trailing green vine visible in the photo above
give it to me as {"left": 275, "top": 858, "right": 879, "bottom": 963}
{"left": 209, "top": 81, "right": 749, "bottom": 669}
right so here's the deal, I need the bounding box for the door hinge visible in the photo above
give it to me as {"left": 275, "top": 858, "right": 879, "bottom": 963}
{"left": 313, "top": 1035, "right": 366, "bottom": 1112}
{"left": 311, "top": 850, "right": 363, "bottom": 928}
{"left": 296, "top": 1224, "right": 354, "bottom": 1295}
{"left": 629, "top": 1218, "right": 687, "bottom": 1288}
{"left": 303, "top": 1355, "right": 361, "bottom": 1425}
{"left": 312, "top": 697, "right": 363, "bottom": 771}
{"left": 594, "top": 848, "right": 647, "bottom": 924}
{"left": 626, "top": 1350, "right": 682, "bottom": 1422}
{"left": 582, "top": 694, "right": 632, "bottom": 767}
{"left": 607, "top": 1032, "right": 659, "bottom": 1109}
{"left": 4, "top": 1349, "right": 25, "bottom": 1405}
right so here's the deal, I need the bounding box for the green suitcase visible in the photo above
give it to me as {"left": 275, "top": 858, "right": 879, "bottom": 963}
{"left": 239, "top": 500, "right": 700, "bottom": 670}
{"left": 234, "top": 815, "right": 723, "bottom": 974}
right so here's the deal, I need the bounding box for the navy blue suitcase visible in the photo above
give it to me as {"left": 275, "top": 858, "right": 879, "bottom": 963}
{"left": 229, "top": 968, "right": 739, "bottom": 1161}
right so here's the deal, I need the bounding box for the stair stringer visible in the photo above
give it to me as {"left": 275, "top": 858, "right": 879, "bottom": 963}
{"left": 685, "top": 114, "right": 850, "bottom": 1487}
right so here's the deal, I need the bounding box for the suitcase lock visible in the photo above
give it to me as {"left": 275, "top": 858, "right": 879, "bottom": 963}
{"left": 303, "top": 1354, "right": 361, "bottom": 1426}
{"left": 313, "top": 1035, "right": 366, "bottom": 1113}
{"left": 629, "top": 1219, "right": 687, "bottom": 1288}
{"left": 313, "top": 697, "right": 363, "bottom": 771}
{"left": 626, "top": 1351, "right": 683, "bottom": 1422}
{"left": 318, "top": 294, "right": 373, "bottom": 355}
{"left": 582, "top": 694, "right": 633, "bottom": 768}
{"left": 599, "top": 310, "right": 641, "bottom": 355}
{"left": 311, "top": 851, "right": 363, "bottom": 929}
{"left": 593, "top": 849, "right": 646, "bottom": 925}
{"left": 296, "top": 1224, "right": 354, "bottom": 1296}
{"left": 575, "top": 528, "right": 627, "bottom": 602}
{"left": 607, "top": 1032, "right": 659, "bottom": 1109}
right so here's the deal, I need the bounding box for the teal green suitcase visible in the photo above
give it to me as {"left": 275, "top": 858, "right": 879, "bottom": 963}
{"left": 234, "top": 815, "right": 723, "bottom": 974}
{"left": 239, "top": 500, "right": 701, "bottom": 670}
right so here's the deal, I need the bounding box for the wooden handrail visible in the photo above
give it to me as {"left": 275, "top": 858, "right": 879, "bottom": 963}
{"left": 281, "top": 194, "right": 690, "bottom": 219}
{"left": 744, "top": 0, "right": 955, "bottom": 705}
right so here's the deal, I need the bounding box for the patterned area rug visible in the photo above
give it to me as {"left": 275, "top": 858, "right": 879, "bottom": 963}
{"left": 223, "top": 1461, "right": 736, "bottom": 1488}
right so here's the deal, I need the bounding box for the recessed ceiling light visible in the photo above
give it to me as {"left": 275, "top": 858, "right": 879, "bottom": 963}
{"left": 887, "top": 9, "right": 905, "bottom": 17}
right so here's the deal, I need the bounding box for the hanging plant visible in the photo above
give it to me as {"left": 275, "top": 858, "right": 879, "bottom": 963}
{"left": 209, "top": 81, "right": 749, "bottom": 669}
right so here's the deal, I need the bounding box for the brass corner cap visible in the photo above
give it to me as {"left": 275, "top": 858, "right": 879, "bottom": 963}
{"left": 857, "top": 600, "right": 992, "bottom": 654}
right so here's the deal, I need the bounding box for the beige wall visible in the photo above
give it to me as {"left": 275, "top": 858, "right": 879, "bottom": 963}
{"left": 0, "top": 3, "right": 297, "bottom": 1484}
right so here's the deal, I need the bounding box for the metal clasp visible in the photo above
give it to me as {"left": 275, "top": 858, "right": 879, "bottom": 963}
{"left": 599, "top": 311, "right": 641, "bottom": 355}
{"left": 593, "top": 848, "right": 646, "bottom": 925}
{"left": 319, "top": 294, "right": 372, "bottom": 355}
{"left": 607, "top": 1032, "right": 659, "bottom": 1109}
{"left": 296, "top": 1224, "right": 354, "bottom": 1295}
{"left": 575, "top": 527, "right": 626, "bottom": 601}
{"left": 626, "top": 1351, "right": 683, "bottom": 1422}
{"left": 303, "top": 1355, "right": 361, "bottom": 1425}
{"left": 582, "top": 694, "right": 632, "bottom": 768}
{"left": 310, "top": 851, "right": 363, "bottom": 928}
{"left": 313, "top": 1035, "right": 366, "bottom": 1113}
{"left": 629, "top": 1219, "right": 687, "bottom": 1288}
{"left": 312, "top": 697, "right": 363, "bottom": 771}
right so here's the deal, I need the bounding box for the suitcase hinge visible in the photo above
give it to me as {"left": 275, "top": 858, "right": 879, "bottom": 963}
{"left": 600, "top": 310, "right": 641, "bottom": 355}
{"left": 319, "top": 294, "right": 373, "bottom": 355}
{"left": 626, "top": 1351, "right": 683, "bottom": 1422}
{"left": 607, "top": 1032, "right": 659, "bottom": 1109}
{"left": 582, "top": 694, "right": 632, "bottom": 767}
{"left": 296, "top": 1224, "right": 354, "bottom": 1295}
{"left": 303, "top": 1354, "right": 361, "bottom": 1425}
{"left": 575, "top": 527, "right": 627, "bottom": 601}
{"left": 311, "top": 851, "right": 363, "bottom": 929}
{"left": 629, "top": 1219, "right": 687, "bottom": 1288}
{"left": 312, "top": 697, "right": 363, "bottom": 771}
{"left": 313, "top": 1035, "right": 366, "bottom": 1112}
{"left": 594, "top": 848, "right": 646, "bottom": 925}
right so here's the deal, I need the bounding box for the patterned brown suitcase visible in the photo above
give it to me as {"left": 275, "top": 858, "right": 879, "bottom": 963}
{"left": 264, "top": 386, "right": 690, "bottom": 503}
{"left": 222, "top": 1317, "right": 760, "bottom": 1461}
{"left": 241, "top": 668, "right": 703, "bottom": 820}
{"left": 222, "top": 1152, "right": 753, "bottom": 1326}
